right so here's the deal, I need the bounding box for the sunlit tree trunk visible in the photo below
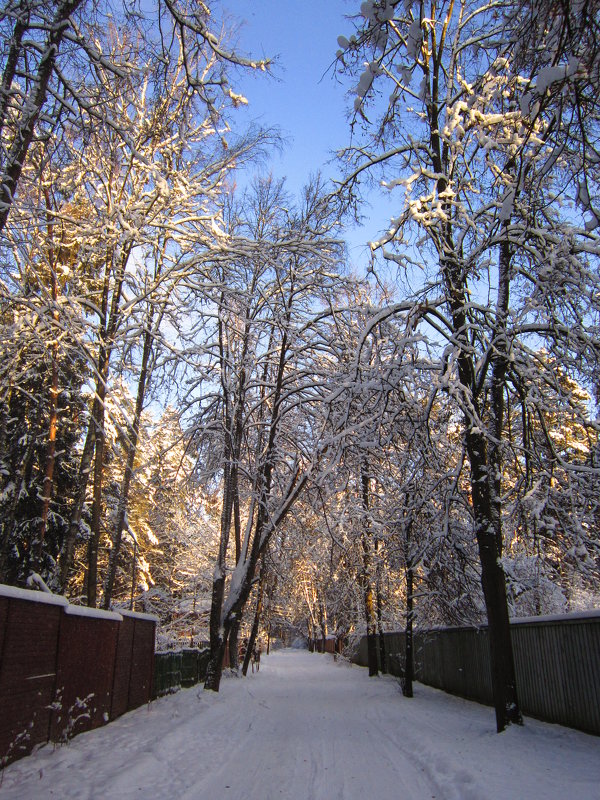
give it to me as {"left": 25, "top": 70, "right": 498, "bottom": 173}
{"left": 102, "top": 319, "right": 154, "bottom": 608}
{"left": 86, "top": 245, "right": 130, "bottom": 607}
{"left": 34, "top": 188, "right": 60, "bottom": 573}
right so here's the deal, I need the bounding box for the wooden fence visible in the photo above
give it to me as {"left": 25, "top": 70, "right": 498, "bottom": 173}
{"left": 352, "top": 611, "right": 600, "bottom": 735}
{"left": 0, "top": 583, "right": 156, "bottom": 767}
{"left": 308, "top": 636, "right": 340, "bottom": 654}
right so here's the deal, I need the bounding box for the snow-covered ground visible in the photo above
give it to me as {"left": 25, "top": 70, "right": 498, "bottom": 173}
{"left": 2, "top": 649, "right": 599, "bottom": 800}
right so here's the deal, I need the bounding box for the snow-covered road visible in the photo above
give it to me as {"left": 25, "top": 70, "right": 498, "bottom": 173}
{"left": 2, "top": 649, "right": 599, "bottom": 800}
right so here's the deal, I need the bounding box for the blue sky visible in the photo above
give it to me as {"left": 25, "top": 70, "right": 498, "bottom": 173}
{"left": 215, "top": 0, "right": 397, "bottom": 269}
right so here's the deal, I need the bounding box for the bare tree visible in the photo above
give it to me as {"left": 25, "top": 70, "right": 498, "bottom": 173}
{"left": 336, "top": 0, "right": 600, "bottom": 730}
{"left": 181, "top": 177, "right": 345, "bottom": 691}
{"left": 0, "top": 0, "right": 269, "bottom": 233}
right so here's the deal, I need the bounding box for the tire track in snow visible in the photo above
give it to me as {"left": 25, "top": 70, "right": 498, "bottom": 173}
{"left": 175, "top": 650, "right": 437, "bottom": 800}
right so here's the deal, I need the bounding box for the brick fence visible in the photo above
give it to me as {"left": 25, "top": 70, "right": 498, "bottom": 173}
{"left": 0, "top": 583, "right": 156, "bottom": 766}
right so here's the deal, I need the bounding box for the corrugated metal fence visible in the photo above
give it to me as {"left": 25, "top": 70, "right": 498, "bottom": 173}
{"left": 352, "top": 612, "right": 600, "bottom": 735}
{"left": 0, "top": 584, "right": 156, "bottom": 767}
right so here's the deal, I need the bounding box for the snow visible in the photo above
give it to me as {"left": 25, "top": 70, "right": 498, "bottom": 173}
{"left": 2, "top": 650, "right": 599, "bottom": 800}
{"left": 511, "top": 609, "right": 600, "bottom": 625}
{"left": 64, "top": 605, "right": 123, "bottom": 621}
{"left": 118, "top": 609, "right": 159, "bottom": 623}
{"left": 0, "top": 584, "right": 68, "bottom": 607}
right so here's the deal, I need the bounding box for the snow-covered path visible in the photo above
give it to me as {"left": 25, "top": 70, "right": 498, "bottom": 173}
{"left": 2, "top": 649, "right": 599, "bottom": 800}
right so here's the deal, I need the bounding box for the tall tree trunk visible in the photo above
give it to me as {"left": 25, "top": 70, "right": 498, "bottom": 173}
{"left": 34, "top": 187, "right": 60, "bottom": 575}
{"left": 472, "top": 230, "right": 521, "bottom": 730}
{"left": 85, "top": 244, "right": 131, "bottom": 607}
{"left": 0, "top": 0, "right": 84, "bottom": 233}
{"left": 229, "top": 619, "right": 241, "bottom": 672}
{"left": 204, "top": 462, "right": 233, "bottom": 690}
{"left": 242, "top": 555, "right": 266, "bottom": 676}
{"left": 204, "top": 466, "right": 307, "bottom": 691}
{"left": 102, "top": 314, "right": 156, "bottom": 608}
{"left": 466, "top": 428, "right": 521, "bottom": 731}
{"left": 59, "top": 415, "right": 95, "bottom": 590}
{"left": 440, "top": 228, "right": 520, "bottom": 730}
{"left": 207, "top": 295, "right": 237, "bottom": 685}
{"left": 403, "top": 557, "right": 414, "bottom": 698}
{"left": 424, "top": 14, "right": 522, "bottom": 725}
{"left": 376, "top": 539, "right": 387, "bottom": 674}
{"left": 86, "top": 357, "right": 108, "bottom": 608}
{"left": 360, "top": 466, "right": 379, "bottom": 676}
{"left": 402, "top": 512, "right": 414, "bottom": 697}
{"left": 35, "top": 329, "right": 58, "bottom": 574}
{"left": 0, "top": 3, "right": 30, "bottom": 139}
{"left": 206, "top": 310, "right": 287, "bottom": 691}
{"left": 318, "top": 599, "right": 328, "bottom": 653}
{"left": 488, "top": 233, "right": 511, "bottom": 555}
{"left": 0, "top": 404, "right": 41, "bottom": 582}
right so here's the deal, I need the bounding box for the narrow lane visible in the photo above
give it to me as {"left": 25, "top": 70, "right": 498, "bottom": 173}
{"left": 2, "top": 649, "right": 599, "bottom": 799}
{"left": 176, "top": 649, "right": 435, "bottom": 800}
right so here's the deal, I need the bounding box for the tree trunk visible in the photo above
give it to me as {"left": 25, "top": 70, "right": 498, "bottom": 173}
{"left": 403, "top": 559, "right": 414, "bottom": 698}
{"left": 463, "top": 231, "right": 521, "bottom": 731}
{"left": 35, "top": 187, "right": 60, "bottom": 576}
{"left": 102, "top": 314, "right": 156, "bottom": 608}
{"left": 59, "top": 414, "right": 95, "bottom": 590}
{"left": 86, "top": 379, "right": 106, "bottom": 608}
{"left": 376, "top": 539, "right": 387, "bottom": 674}
{"left": 205, "top": 468, "right": 306, "bottom": 691}
{"left": 360, "top": 467, "right": 379, "bottom": 676}
{"left": 204, "top": 458, "right": 234, "bottom": 691}
{"left": 204, "top": 284, "right": 307, "bottom": 691}
{"left": 466, "top": 428, "right": 522, "bottom": 731}
{"left": 319, "top": 599, "right": 328, "bottom": 654}
{"left": 242, "top": 558, "right": 266, "bottom": 676}
{"left": 0, "top": 4, "right": 29, "bottom": 139}
{"left": 85, "top": 244, "right": 130, "bottom": 606}
{"left": 0, "top": 404, "right": 40, "bottom": 582}
{"left": 229, "top": 618, "right": 241, "bottom": 672}
{"left": 204, "top": 625, "right": 229, "bottom": 692}
{"left": 0, "top": 0, "right": 84, "bottom": 233}
{"left": 205, "top": 315, "right": 283, "bottom": 691}
{"left": 35, "top": 343, "right": 58, "bottom": 574}
{"left": 204, "top": 567, "right": 229, "bottom": 691}
{"left": 440, "top": 237, "right": 521, "bottom": 730}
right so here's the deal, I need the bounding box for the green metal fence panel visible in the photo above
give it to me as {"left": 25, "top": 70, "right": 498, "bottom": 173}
{"left": 181, "top": 649, "right": 199, "bottom": 687}
{"left": 153, "top": 648, "right": 210, "bottom": 696}
{"left": 153, "top": 652, "right": 182, "bottom": 697}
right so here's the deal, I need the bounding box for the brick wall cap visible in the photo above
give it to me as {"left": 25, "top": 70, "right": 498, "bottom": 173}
{"left": 0, "top": 582, "right": 68, "bottom": 606}
{"left": 64, "top": 604, "right": 122, "bottom": 621}
{"left": 118, "top": 609, "right": 159, "bottom": 623}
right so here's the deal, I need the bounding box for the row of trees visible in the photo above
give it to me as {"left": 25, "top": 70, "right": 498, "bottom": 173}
{"left": 0, "top": 0, "right": 264, "bottom": 599}
{"left": 0, "top": 0, "right": 598, "bottom": 731}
